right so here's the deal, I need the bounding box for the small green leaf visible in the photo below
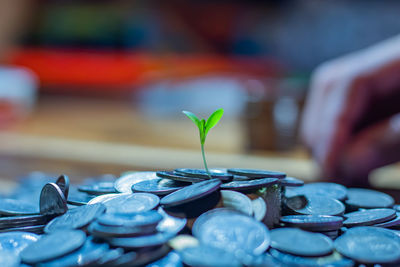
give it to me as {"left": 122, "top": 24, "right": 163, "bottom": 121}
{"left": 182, "top": 110, "right": 201, "bottom": 130}
{"left": 204, "top": 108, "right": 224, "bottom": 136}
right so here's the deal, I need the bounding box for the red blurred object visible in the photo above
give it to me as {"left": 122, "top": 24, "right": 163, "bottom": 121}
{"left": 8, "top": 48, "right": 283, "bottom": 92}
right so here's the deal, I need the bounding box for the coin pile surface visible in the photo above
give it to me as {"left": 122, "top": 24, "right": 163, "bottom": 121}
{"left": 1, "top": 169, "right": 400, "bottom": 266}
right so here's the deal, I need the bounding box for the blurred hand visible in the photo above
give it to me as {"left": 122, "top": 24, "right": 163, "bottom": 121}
{"left": 301, "top": 35, "right": 400, "bottom": 186}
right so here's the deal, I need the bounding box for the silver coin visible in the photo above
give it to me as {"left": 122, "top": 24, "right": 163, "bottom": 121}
{"left": 285, "top": 182, "right": 347, "bottom": 201}
{"left": 132, "top": 178, "right": 185, "bottom": 196}
{"left": 44, "top": 203, "right": 106, "bottom": 233}
{"left": 221, "top": 190, "right": 253, "bottom": 216}
{"left": 288, "top": 196, "right": 345, "bottom": 216}
{"left": 280, "top": 215, "right": 343, "bottom": 231}
{"left": 20, "top": 230, "right": 86, "bottom": 264}
{"left": 334, "top": 226, "right": 400, "bottom": 264}
{"left": 87, "top": 193, "right": 122, "bottom": 205}
{"left": 192, "top": 208, "right": 270, "bottom": 255}
{"left": 78, "top": 181, "right": 117, "bottom": 196}
{"left": 39, "top": 183, "right": 67, "bottom": 216}
{"left": 179, "top": 244, "right": 242, "bottom": 267}
{"left": 0, "top": 199, "right": 39, "bottom": 216}
{"left": 220, "top": 178, "right": 278, "bottom": 191}
{"left": 156, "top": 207, "right": 187, "bottom": 235}
{"left": 227, "top": 168, "right": 286, "bottom": 179}
{"left": 343, "top": 208, "right": 396, "bottom": 227}
{"left": 114, "top": 172, "right": 158, "bottom": 193}
{"left": 374, "top": 212, "right": 400, "bottom": 228}
{"left": 278, "top": 177, "right": 304, "bottom": 187}
{"left": 97, "top": 210, "right": 162, "bottom": 228}
{"left": 55, "top": 175, "right": 70, "bottom": 199}
{"left": 270, "top": 228, "right": 333, "bottom": 257}
{"left": 109, "top": 231, "right": 175, "bottom": 249}
{"left": 102, "top": 193, "right": 160, "bottom": 214}
{"left": 252, "top": 197, "right": 267, "bottom": 221}
{"left": 345, "top": 188, "right": 394, "bottom": 209}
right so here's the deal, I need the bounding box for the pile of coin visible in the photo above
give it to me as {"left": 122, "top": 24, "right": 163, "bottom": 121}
{"left": 1, "top": 168, "right": 400, "bottom": 266}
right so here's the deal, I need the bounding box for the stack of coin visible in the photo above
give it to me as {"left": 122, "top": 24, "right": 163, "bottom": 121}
{"left": 2, "top": 169, "right": 400, "bottom": 266}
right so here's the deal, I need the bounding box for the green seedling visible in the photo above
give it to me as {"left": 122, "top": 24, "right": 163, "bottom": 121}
{"left": 182, "top": 108, "right": 224, "bottom": 178}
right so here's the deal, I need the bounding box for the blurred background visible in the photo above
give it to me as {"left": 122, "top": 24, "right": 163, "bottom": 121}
{"left": 1, "top": 0, "right": 400, "bottom": 190}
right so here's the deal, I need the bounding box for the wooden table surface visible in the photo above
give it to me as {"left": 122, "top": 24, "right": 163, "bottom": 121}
{"left": 0, "top": 94, "right": 399, "bottom": 195}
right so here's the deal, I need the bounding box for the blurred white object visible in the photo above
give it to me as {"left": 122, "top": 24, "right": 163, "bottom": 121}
{"left": 0, "top": 66, "right": 38, "bottom": 116}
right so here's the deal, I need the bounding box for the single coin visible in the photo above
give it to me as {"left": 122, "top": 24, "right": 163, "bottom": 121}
{"left": 0, "top": 214, "right": 51, "bottom": 227}
{"left": 280, "top": 215, "right": 343, "bottom": 231}
{"left": 221, "top": 178, "right": 278, "bottom": 192}
{"left": 287, "top": 196, "right": 345, "bottom": 216}
{"left": 174, "top": 168, "right": 233, "bottom": 182}
{"left": 221, "top": 190, "right": 253, "bottom": 216}
{"left": 161, "top": 179, "right": 221, "bottom": 208}
{"left": 132, "top": 178, "right": 186, "bottom": 196}
{"left": 0, "top": 232, "right": 39, "bottom": 255}
{"left": 78, "top": 181, "right": 117, "bottom": 196}
{"left": 193, "top": 208, "right": 270, "bottom": 255}
{"left": 39, "top": 183, "right": 68, "bottom": 216}
{"left": 227, "top": 168, "right": 286, "bottom": 179}
{"left": 343, "top": 208, "right": 396, "bottom": 227}
{"left": 345, "top": 188, "right": 394, "bottom": 209}
{"left": 20, "top": 230, "right": 86, "bottom": 264}
{"left": 0, "top": 251, "right": 20, "bottom": 267}
{"left": 156, "top": 171, "right": 205, "bottom": 183}
{"left": 270, "top": 228, "right": 333, "bottom": 257}
{"left": 67, "top": 186, "right": 95, "bottom": 206}
{"left": 102, "top": 193, "right": 160, "bottom": 214}
{"left": 55, "top": 175, "right": 70, "bottom": 199}
{"left": 334, "top": 226, "right": 400, "bottom": 264}
{"left": 0, "top": 199, "right": 39, "bottom": 216}
{"left": 269, "top": 249, "right": 354, "bottom": 267}
{"left": 114, "top": 172, "right": 159, "bottom": 193}
{"left": 108, "top": 231, "right": 175, "bottom": 249}
{"left": 252, "top": 197, "right": 267, "bottom": 221}
{"left": 285, "top": 182, "right": 347, "bottom": 201}
{"left": 278, "top": 177, "right": 304, "bottom": 187}
{"left": 97, "top": 210, "right": 162, "bottom": 228}
{"left": 373, "top": 212, "right": 400, "bottom": 228}
{"left": 179, "top": 245, "right": 242, "bottom": 267}
{"left": 44, "top": 203, "right": 106, "bottom": 233}
{"left": 37, "top": 237, "right": 109, "bottom": 267}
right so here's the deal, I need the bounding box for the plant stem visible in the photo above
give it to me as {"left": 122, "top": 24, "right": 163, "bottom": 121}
{"left": 201, "top": 143, "right": 212, "bottom": 178}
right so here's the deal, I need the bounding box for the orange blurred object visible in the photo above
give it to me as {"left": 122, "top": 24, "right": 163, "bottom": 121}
{"left": 9, "top": 48, "right": 283, "bottom": 92}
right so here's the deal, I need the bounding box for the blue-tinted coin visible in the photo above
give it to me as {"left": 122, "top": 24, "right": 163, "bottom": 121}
{"left": 345, "top": 188, "right": 394, "bottom": 209}
{"left": 0, "top": 199, "right": 39, "bottom": 216}
{"left": 97, "top": 210, "right": 163, "bottom": 228}
{"left": 280, "top": 215, "right": 343, "bottom": 231}
{"left": 88, "top": 221, "right": 156, "bottom": 238}
{"left": 67, "top": 186, "right": 95, "bottom": 206}
{"left": 221, "top": 190, "right": 253, "bottom": 216}
{"left": 114, "top": 172, "right": 159, "bottom": 193}
{"left": 44, "top": 203, "right": 106, "bottom": 233}
{"left": 270, "top": 228, "right": 333, "bottom": 257}
{"left": 78, "top": 181, "right": 117, "bottom": 196}
{"left": 270, "top": 249, "right": 354, "bottom": 267}
{"left": 287, "top": 196, "right": 345, "bottom": 216}
{"left": 132, "top": 178, "right": 186, "bottom": 196}
{"left": 285, "top": 182, "right": 347, "bottom": 201}
{"left": 220, "top": 178, "right": 278, "bottom": 192}
{"left": 343, "top": 208, "right": 396, "bottom": 227}
{"left": 20, "top": 230, "right": 86, "bottom": 264}
{"left": 0, "top": 251, "right": 20, "bottom": 267}
{"left": 278, "top": 177, "right": 304, "bottom": 187}
{"left": 179, "top": 245, "right": 242, "bottom": 267}
{"left": 334, "top": 226, "right": 400, "bottom": 264}
{"left": 0, "top": 232, "right": 39, "bottom": 255}
{"left": 193, "top": 208, "right": 270, "bottom": 255}
{"left": 55, "top": 175, "right": 70, "bottom": 199}
{"left": 156, "top": 171, "right": 205, "bottom": 183}
{"left": 174, "top": 168, "right": 233, "bottom": 182}
{"left": 227, "top": 168, "right": 286, "bottom": 179}
{"left": 156, "top": 208, "right": 187, "bottom": 235}
{"left": 102, "top": 193, "right": 160, "bottom": 214}
{"left": 109, "top": 231, "right": 175, "bottom": 249}
{"left": 161, "top": 179, "right": 221, "bottom": 208}
{"left": 39, "top": 183, "right": 67, "bottom": 216}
